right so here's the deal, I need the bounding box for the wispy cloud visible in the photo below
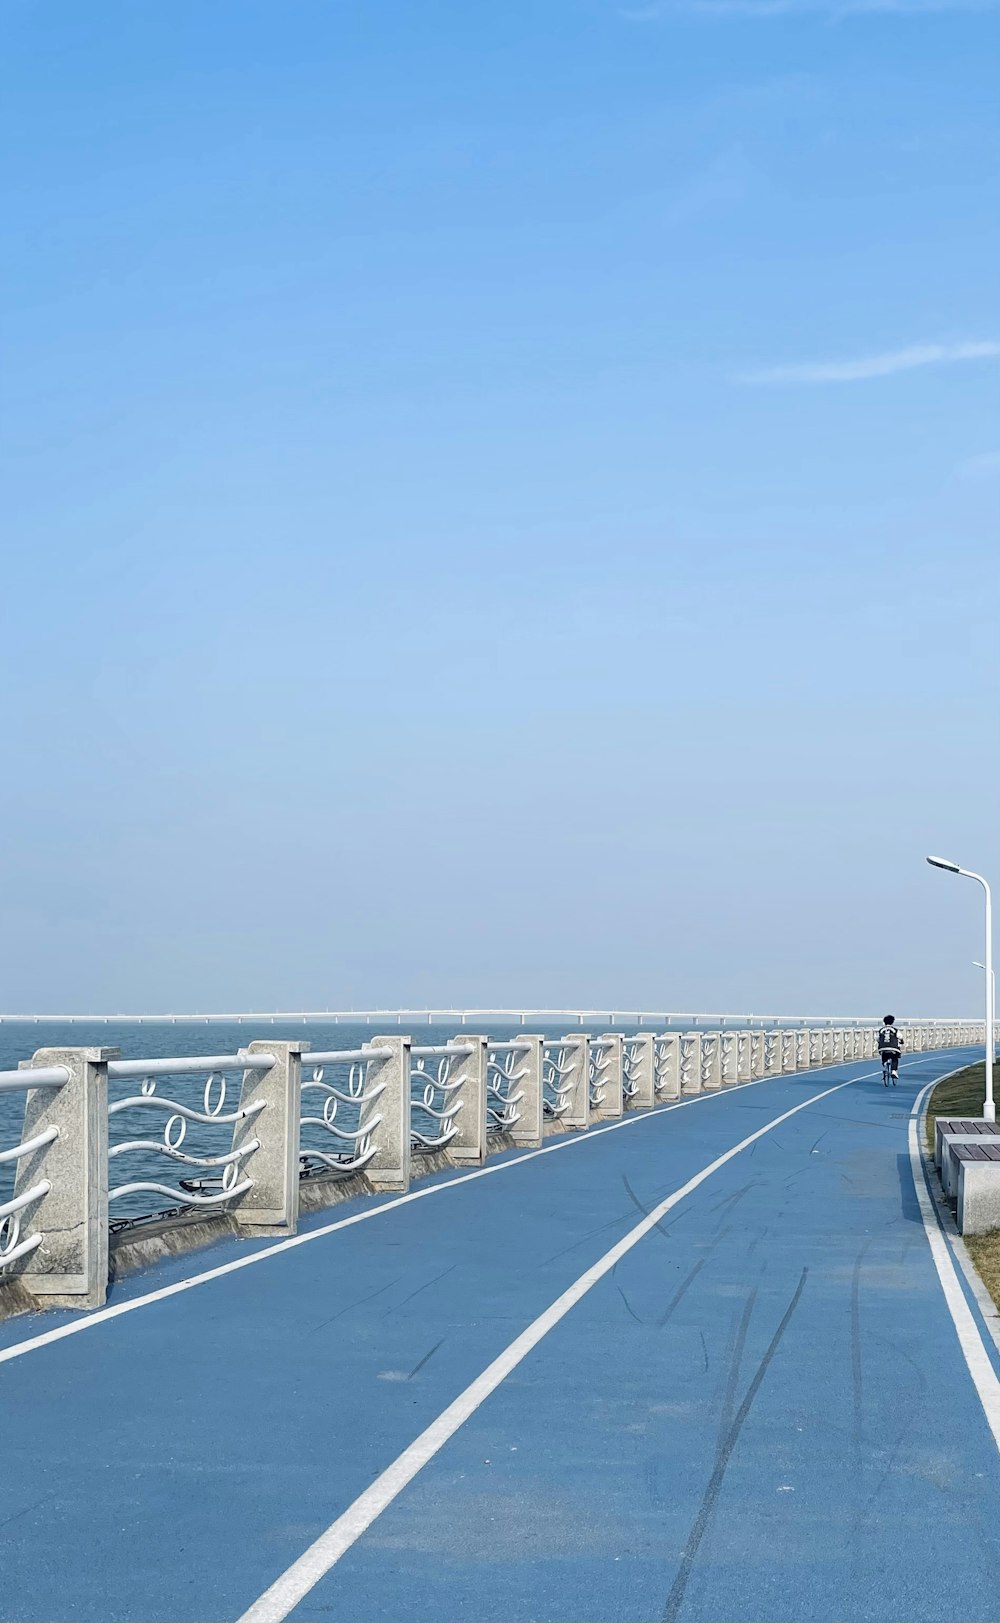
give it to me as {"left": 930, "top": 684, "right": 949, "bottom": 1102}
{"left": 626, "top": 0, "right": 997, "bottom": 17}
{"left": 959, "top": 450, "right": 1000, "bottom": 478}
{"left": 739, "top": 340, "right": 1000, "bottom": 386}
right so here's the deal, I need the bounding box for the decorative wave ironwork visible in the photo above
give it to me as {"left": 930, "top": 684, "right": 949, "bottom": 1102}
{"left": 300, "top": 1051, "right": 384, "bottom": 1179}
{"left": 108, "top": 1062, "right": 263, "bottom": 1220}
{"left": 410, "top": 1050, "right": 464, "bottom": 1151}
{"left": 588, "top": 1040, "right": 613, "bottom": 1110}
{"left": 542, "top": 1040, "right": 576, "bottom": 1118}
{"left": 622, "top": 1038, "right": 643, "bottom": 1103}
{"left": 679, "top": 1034, "right": 699, "bottom": 1091}
{"left": 0, "top": 1084, "right": 59, "bottom": 1271}
{"left": 486, "top": 1042, "right": 526, "bottom": 1134}
{"left": 653, "top": 1035, "right": 676, "bottom": 1097}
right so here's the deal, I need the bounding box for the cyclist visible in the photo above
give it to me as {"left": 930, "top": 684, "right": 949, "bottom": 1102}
{"left": 877, "top": 1015, "right": 902, "bottom": 1085}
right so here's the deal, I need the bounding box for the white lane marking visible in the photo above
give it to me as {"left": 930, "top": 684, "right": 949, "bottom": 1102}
{"left": 236, "top": 1068, "right": 870, "bottom": 1623}
{"left": 918, "top": 1103, "right": 1000, "bottom": 1360}
{"left": 0, "top": 1051, "right": 890, "bottom": 1368}
{"left": 909, "top": 1083, "right": 1000, "bottom": 1452}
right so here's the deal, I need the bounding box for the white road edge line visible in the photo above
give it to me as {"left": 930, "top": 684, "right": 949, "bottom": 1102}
{"left": 909, "top": 1081, "right": 1000, "bottom": 1452}
{"left": 236, "top": 1067, "right": 871, "bottom": 1623}
{"left": 916, "top": 1094, "right": 1000, "bottom": 1359}
{"left": 0, "top": 1051, "right": 895, "bottom": 1368}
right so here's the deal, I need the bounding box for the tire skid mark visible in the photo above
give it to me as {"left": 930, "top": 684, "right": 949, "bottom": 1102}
{"left": 662, "top": 1268, "right": 809, "bottom": 1623}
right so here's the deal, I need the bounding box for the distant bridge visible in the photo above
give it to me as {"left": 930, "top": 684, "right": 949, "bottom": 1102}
{"left": 0, "top": 1005, "right": 981, "bottom": 1026}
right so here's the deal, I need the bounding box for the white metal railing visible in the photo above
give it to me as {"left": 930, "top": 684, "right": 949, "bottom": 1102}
{"left": 701, "top": 1033, "right": 721, "bottom": 1088}
{"left": 622, "top": 1037, "right": 644, "bottom": 1103}
{"left": 679, "top": 1034, "right": 700, "bottom": 1093}
{"left": 409, "top": 1042, "right": 471, "bottom": 1151}
{"left": 0, "top": 1019, "right": 986, "bottom": 1311}
{"left": 0, "top": 1067, "right": 66, "bottom": 1271}
{"left": 299, "top": 1046, "right": 387, "bottom": 1179}
{"left": 653, "top": 1034, "right": 677, "bottom": 1099}
{"left": 588, "top": 1038, "right": 615, "bottom": 1111}
{"left": 106, "top": 1052, "right": 273, "bottom": 1220}
{"left": 542, "top": 1037, "right": 579, "bottom": 1118}
{"left": 486, "top": 1040, "right": 529, "bottom": 1133}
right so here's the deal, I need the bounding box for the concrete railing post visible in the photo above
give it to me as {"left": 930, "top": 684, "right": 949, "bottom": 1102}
{"left": 13, "top": 1047, "right": 116, "bottom": 1309}
{"left": 832, "top": 1030, "right": 844, "bottom": 1063}
{"left": 447, "top": 1035, "right": 488, "bottom": 1165}
{"left": 701, "top": 1033, "right": 723, "bottom": 1090}
{"left": 367, "top": 1035, "right": 412, "bottom": 1192}
{"left": 508, "top": 1036, "right": 543, "bottom": 1146}
{"left": 623, "top": 1034, "right": 655, "bottom": 1109}
{"left": 763, "top": 1031, "right": 781, "bottom": 1075}
{"left": 232, "top": 1041, "right": 307, "bottom": 1235}
{"left": 795, "top": 1031, "right": 809, "bottom": 1070}
{"left": 654, "top": 1034, "right": 681, "bottom": 1100}
{"left": 680, "top": 1033, "right": 702, "bottom": 1094}
{"left": 592, "top": 1035, "right": 624, "bottom": 1120}
{"left": 781, "top": 1032, "right": 797, "bottom": 1073}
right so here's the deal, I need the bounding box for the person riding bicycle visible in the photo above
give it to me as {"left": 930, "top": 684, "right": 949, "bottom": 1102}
{"left": 877, "top": 1015, "right": 902, "bottom": 1085}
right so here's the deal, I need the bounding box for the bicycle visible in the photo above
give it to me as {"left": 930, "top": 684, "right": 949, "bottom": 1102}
{"left": 881, "top": 1052, "right": 898, "bottom": 1086}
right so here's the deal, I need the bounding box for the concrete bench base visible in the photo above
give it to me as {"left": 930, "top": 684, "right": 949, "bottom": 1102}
{"left": 955, "top": 1145, "right": 1000, "bottom": 1235}
{"left": 941, "top": 1132, "right": 1000, "bottom": 1197}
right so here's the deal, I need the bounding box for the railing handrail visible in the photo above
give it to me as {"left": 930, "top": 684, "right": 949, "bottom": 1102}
{"left": 410, "top": 1043, "right": 476, "bottom": 1059}
{"left": 0, "top": 1066, "right": 71, "bottom": 1092}
{"left": 106, "top": 1053, "right": 277, "bottom": 1080}
{"left": 304, "top": 1046, "right": 394, "bottom": 1066}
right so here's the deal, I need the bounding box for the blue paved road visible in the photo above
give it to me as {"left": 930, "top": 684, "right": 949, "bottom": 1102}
{"left": 2, "top": 1049, "right": 999, "bottom": 1623}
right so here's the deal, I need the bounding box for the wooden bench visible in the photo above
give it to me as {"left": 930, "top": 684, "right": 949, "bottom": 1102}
{"left": 933, "top": 1117, "right": 1000, "bottom": 1173}
{"left": 953, "top": 1143, "right": 1000, "bottom": 1235}
{"left": 939, "top": 1125, "right": 1000, "bottom": 1197}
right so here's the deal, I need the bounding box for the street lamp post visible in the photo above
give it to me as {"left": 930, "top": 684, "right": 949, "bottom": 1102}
{"left": 927, "top": 856, "right": 995, "bottom": 1122}
{"left": 973, "top": 961, "right": 996, "bottom": 1034}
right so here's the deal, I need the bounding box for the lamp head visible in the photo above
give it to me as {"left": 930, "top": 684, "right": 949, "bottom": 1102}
{"left": 927, "top": 855, "right": 961, "bottom": 873}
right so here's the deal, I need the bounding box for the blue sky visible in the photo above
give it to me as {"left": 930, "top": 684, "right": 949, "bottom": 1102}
{"left": 1, "top": 0, "right": 997, "bottom": 1016}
